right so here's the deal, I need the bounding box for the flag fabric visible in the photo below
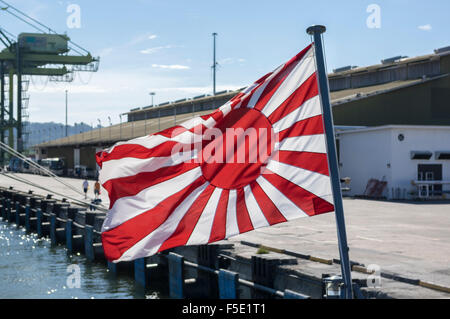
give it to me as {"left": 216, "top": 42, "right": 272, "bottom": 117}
{"left": 97, "top": 43, "right": 335, "bottom": 263}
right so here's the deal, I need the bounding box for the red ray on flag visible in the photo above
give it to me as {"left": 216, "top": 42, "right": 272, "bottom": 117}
{"left": 96, "top": 43, "right": 335, "bottom": 263}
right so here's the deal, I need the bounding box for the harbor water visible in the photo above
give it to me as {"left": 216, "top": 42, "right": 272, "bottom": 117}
{"left": 0, "top": 219, "right": 161, "bottom": 299}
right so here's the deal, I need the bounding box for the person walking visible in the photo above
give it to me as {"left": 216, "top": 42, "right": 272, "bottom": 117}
{"left": 82, "top": 179, "right": 89, "bottom": 199}
{"left": 94, "top": 180, "right": 101, "bottom": 200}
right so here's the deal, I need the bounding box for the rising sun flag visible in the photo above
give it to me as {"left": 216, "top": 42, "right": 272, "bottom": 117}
{"left": 96, "top": 35, "right": 347, "bottom": 277}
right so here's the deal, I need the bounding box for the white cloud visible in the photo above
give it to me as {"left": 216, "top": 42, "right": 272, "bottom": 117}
{"left": 28, "top": 83, "right": 107, "bottom": 94}
{"left": 218, "top": 57, "right": 246, "bottom": 65}
{"left": 418, "top": 24, "right": 432, "bottom": 31}
{"left": 97, "top": 47, "right": 114, "bottom": 57}
{"left": 94, "top": 32, "right": 159, "bottom": 56}
{"left": 140, "top": 45, "right": 175, "bottom": 54}
{"left": 127, "top": 32, "right": 158, "bottom": 46}
{"left": 219, "top": 57, "right": 234, "bottom": 65}
{"left": 151, "top": 64, "right": 190, "bottom": 70}
{"left": 158, "top": 84, "right": 243, "bottom": 95}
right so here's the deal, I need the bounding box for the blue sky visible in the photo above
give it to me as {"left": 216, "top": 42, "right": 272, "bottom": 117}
{"left": 1, "top": 0, "right": 449, "bottom": 125}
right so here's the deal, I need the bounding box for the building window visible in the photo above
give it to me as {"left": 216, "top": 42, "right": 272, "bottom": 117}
{"left": 435, "top": 151, "right": 450, "bottom": 160}
{"left": 410, "top": 151, "right": 432, "bottom": 160}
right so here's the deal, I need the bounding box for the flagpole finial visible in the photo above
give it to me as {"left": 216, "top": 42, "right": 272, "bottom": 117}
{"left": 306, "top": 25, "right": 326, "bottom": 35}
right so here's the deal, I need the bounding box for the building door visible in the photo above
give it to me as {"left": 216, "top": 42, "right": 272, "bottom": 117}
{"left": 418, "top": 164, "right": 442, "bottom": 196}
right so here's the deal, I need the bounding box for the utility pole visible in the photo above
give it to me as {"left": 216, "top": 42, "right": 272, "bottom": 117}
{"left": 0, "top": 60, "right": 4, "bottom": 166}
{"left": 119, "top": 114, "right": 122, "bottom": 139}
{"left": 158, "top": 109, "right": 161, "bottom": 132}
{"left": 65, "top": 90, "right": 68, "bottom": 137}
{"left": 16, "top": 42, "right": 23, "bottom": 152}
{"left": 108, "top": 116, "right": 112, "bottom": 140}
{"left": 8, "top": 70, "right": 13, "bottom": 150}
{"left": 149, "top": 92, "right": 155, "bottom": 107}
{"left": 97, "top": 119, "right": 101, "bottom": 139}
{"left": 212, "top": 32, "right": 218, "bottom": 95}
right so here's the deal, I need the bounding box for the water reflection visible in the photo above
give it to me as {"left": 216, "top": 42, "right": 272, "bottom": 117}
{"left": 0, "top": 220, "right": 162, "bottom": 299}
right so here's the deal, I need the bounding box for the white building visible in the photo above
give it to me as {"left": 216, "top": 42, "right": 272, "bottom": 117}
{"left": 337, "top": 125, "right": 450, "bottom": 200}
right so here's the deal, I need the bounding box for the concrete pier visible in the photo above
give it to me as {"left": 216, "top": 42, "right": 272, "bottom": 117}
{"left": 0, "top": 173, "right": 450, "bottom": 299}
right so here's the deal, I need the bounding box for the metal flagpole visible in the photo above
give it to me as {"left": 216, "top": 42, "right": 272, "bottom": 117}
{"left": 306, "top": 25, "right": 353, "bottom": 299}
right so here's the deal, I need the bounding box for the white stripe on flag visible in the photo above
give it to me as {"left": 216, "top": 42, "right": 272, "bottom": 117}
{"left": 186, "top": 187, "right": 223, "bottom": 245}
{"left": 179, "top": 117, "right": 208, "bottom": 130}
{"left": 104, "top": 134, "right": 167, "bottom": 155}
{"left": 100, "top": 151, "right": 197, "bottom": 183}
{"left": 265, "top": 160, "right": 334, "bottom": 204}
{"left": 256, "top": 176, "right": 309, "bottom": 220}
{"left": 225, "top": 189, "right": 239, "bottom": 238}
{"left": 104, "top": 128, "right": 203, "bottom": 157}
{"left": 102, "top": 167, "right": 203, "bottom": 232}
{"left": 219, "top": 101, "right": 233, "bottom": 117}
{"left": 272, "top": 95, "right": 322, "bottom": 133}
{"left": 246, "top": 64, "right": 285, "bottom": 109}
{"left": 244, "top": 185, "right": 270, "bottom": 228}
{"left": 115, "top": 182, "right": 209, "bottom": 262}
{"left": 275, "top": 134, "right": 327, "bottom": 154}
{"left": 261, "top": 48, "right": 315, "bottom": 117}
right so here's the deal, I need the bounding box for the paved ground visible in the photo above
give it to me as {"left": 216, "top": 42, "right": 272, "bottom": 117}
{"left": 1, "top": 172, "right": 450, "bottom": 293}
{"left": 228, "top": 198, "right": 450, "bottom": 289}
{"left": 0, "top": 172, "right": 111, "bottom": 209}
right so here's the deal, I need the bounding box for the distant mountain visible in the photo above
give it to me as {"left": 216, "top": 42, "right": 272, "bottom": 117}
{"left": 24, "top": 122, "right": 100, "bottom": 148}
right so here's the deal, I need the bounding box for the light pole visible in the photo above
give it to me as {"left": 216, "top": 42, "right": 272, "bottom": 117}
{"left": 145, "top": 111, "right": 148, "bottom": 135}
{"left": 174, "top": 105, "right": 177, "bottom": 125}
{"left": 119, "top": 114, "right": 123, "bottom": 139}
{"left": 212, "top": 32, "right": 218, "bottom": 95}
{"left": 65, "top": 90, "right": 68, "bottom": 137}
{"left": 149, "top": 92, "right": 155, "bottom": 107}
{"left": 158, "top": 108, "right": 161, "bottom": 131}
{"left": 97, "top": 119, "right": 101, "bottom": 139}
{"left": 108, "top": 116, "right": 112, "bottom": 140}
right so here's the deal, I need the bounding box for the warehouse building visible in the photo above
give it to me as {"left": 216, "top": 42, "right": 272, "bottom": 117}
{"left": 338, "top": 125, "right": 450, "bottom": 200}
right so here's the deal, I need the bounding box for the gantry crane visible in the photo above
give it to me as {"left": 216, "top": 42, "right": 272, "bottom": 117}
{"left": 0, "top": 1, "right": 99, "bottom": 164}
